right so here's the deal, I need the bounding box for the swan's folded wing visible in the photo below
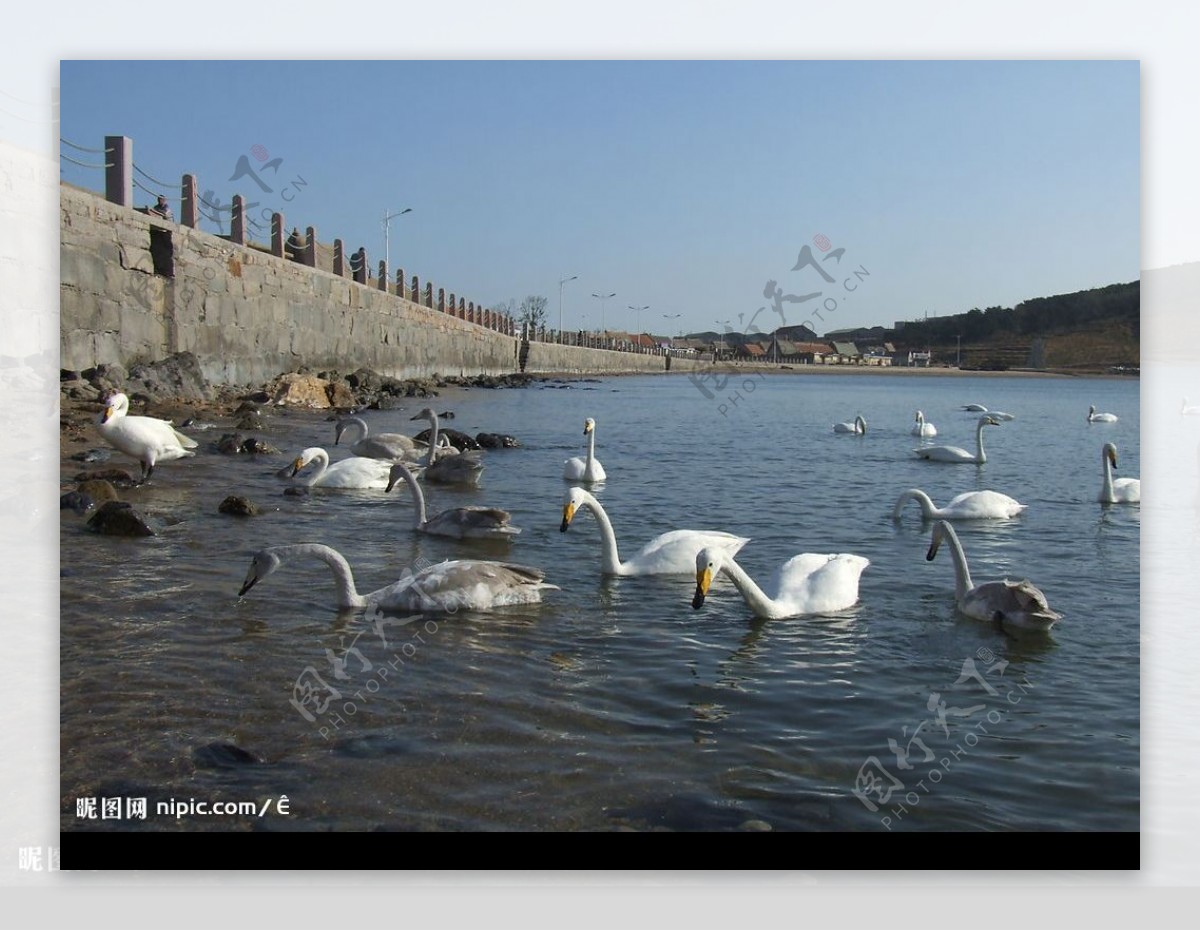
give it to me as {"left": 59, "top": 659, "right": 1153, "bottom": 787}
{"left": 171, "top": 428, "right": 199, "bottom": 449}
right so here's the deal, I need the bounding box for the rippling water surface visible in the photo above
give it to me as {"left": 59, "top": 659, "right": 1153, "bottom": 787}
{"left": 60, "top": 371, "right": 1140, "bottom": 831}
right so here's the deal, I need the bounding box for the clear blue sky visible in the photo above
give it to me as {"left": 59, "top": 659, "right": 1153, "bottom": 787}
{"left": 59, "top": 60, "right": 1139, "bottom": 338}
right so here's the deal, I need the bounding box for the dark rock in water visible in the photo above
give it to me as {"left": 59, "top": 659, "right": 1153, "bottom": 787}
{"left": 283, "top": 486, "right": 310, "bottom": 498}
{"left": 326, "top": 380, "right": 356, "bottom": 409}
{"left": 76, "top": 479, "right": 120, "bottom": 504}
{"left": 412, "top": 427, "right": 480, "bottom": 451}
{"left": 70, "top": 448, "right": 111, "bottom": 464}
{"left": 240, "top": 437, "right": 279, "bottom": 455}
{"left": 218, "top": 495, "right": 259, "bottom": 517}
{"left": 126, "top": 351, "right": 212, "bottom": 402}
{"left": 437, "top": 410, "right": 456, "bottom": 419}
{"left": 87, "top": 501, "right": 156, "bottom": 537}
{"left": 216, "top": 433, "right": 245, "bottom": 455}
{"left": 60, "top": 491, "right": 94, "bottom": 514}
{"left": 193, "top": 742, "right": 264, "bottom": 768}
{"left": 374, "top": 396, "right": 405, "bottom": 411}
{"left": 239, "top": 391, "right": 271, "bottom": 406}
{"left": 347, "top": 367, "right": 384, "bottom": 393}
{"left": 234, "top": 414, "right": 263, "bottom": 430}
{"left": 61, "top": 369, "right": 81, "bottom": 382}
{"left": 476, "top": 432, "right": 521, "bottom": 449}
{"left": 74, "top": 467, "right": 136, "bottom": 486}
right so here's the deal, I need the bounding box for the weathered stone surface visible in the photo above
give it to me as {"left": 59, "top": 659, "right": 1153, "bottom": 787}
{"left": 218, "top": 495, "right": 259, "bottom": 516}
{"left": 240, "top": 437, "right": 279, "bottom": 455}
{"left": 216, "top": 433, "right": 244, "bottom": 455}
{"left": 87, "top": 501, "right": 156, "bottom": 536}
{"left": 76, "top": 479, "right": 120, "bottom": 504}
{"left": 74, "top": 468, "right": 137, "bottom": 485}
{"left": 60, "top": 491, "right": 94, "bottom": 514}
{"left": 325, "top": 380, "right": 356, "bottom": 408}
{"left": 126, "top": 351, "right": 212, "bottom": 402}
{"left": 270, "top": 373, "right": 332, "bottom": 408}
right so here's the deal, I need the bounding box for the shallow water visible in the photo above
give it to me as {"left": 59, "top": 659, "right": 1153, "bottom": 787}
{"left": 60, "top": 371, "right": 1139, "bottom": 832}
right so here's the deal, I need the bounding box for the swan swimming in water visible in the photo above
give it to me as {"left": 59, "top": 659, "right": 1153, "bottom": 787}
{"left": 959, "top": 404, "right": 1015, "bottom": 421}
{"left": 335, "top": 416, "right": 427, "bottom": 461}
{"left": 237, "top": 543, "right": 556, "bottom": 613}
{"left": 691, "top": 546, "right": 869, "bottom": 619}
{"left": 911, "top": 410, "right": 938, "bottom": 438}
{"left": 560, "top": 486, "right": 749, "bottom": 575}
{"left": 961, "top": 403, "right": 988, "bottom": 412}
{"left": 892, "top": 488, "right": 1027, "bottom": 521}
{"left": 386, "top": 461, "right": 521, "bottom": 539}
{"left": 913, "top": 415, "right": 1000, "bottom": 464}
{"left": 1088, "top": 404, "right": 1119, "bottom": 423}
{"left": 833, "top": 415, "right": 867, "bottom": 435}
{"left": 410, "top": 408, "right": 485, "bottom": 486}
{"left": 1099, "top": 441, "right": 1140, "bottom": 504}
{"left": 95, "top": 392, "right": 197, "bottom": 481}
{"left": 925, "top": 521, "right": 1061, "bottom": 633}
{"left": 289, "top": 447, "right": 394, "bottom": 489}
{"left": 563, "top": 417, "right": 607, "bottom": 482}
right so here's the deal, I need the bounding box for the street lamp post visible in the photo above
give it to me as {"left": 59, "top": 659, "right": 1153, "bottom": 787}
{"left": 662, "top": 313, "right": 681, "bottom": 339}
{"left": 628, "top": 305, "right": 649, "bottom": 348}
{"left": 559, "top": 274, "right": 578, "bottom": 342}
{"left": 592, "top": 292, "right": 616, "bottom": 337}
{"left": 383, "top": 207, "right": 412, "bottom": 277}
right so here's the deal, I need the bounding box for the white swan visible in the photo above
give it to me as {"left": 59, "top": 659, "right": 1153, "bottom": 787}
{"left": 833, "top": 415, "right": 867, "bottom": 435}
{"left": 238, "top": 543, "right": 556, "bottom": 613}
{"left": 913, "top": 415, "right": 999, "bottom": 464}
{"left": 410, "top": 408, "right": 485, "bottom": 486}
{"left": 335, "top": 416, "right": 427, "bottom": 461}
{"left": 1088, "top": 404, "right": 1119, "bottom": 423}
{"left": 1099, "top": 441, "right": 1140, "bottom": 504}
{"left": 563, "top": 417, "right": 607, "bottom": 482}
{"left": 289, "top": 447, "right": 394, "bottom": 489}
{"left": 96, "top": 392, "right": 197, "bottom": 481}
{"left": 960, "top": 404, "right": 1015, "bottom": 421}
{"left": 925, "top": 521, "right": 1061, "bottom": 632}
{"left": 692, "top": 547, "right": 869, "bottom": 620}
{"left": 387, "top": 462, "right": 521, "bottom": 539}
{"left": 560, "top": 487, "right": 749, "bottom": 575}
{"left": 911, "top": 410, "right": 937, "bottom": 438}
{"left": 892, "top": 488, "right": 1027, "bottom": 521}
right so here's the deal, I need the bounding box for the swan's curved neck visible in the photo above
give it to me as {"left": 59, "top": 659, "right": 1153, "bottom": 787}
{"left": 974, "top": 419, "right": 988, "bottom": 463}
{"left": 895, "top": 489, "right": 936, "bottom": 520}
{"left": 298, "top": 449, "right": 330, "bottom": 487}
{"left": 579, "top": 491, "right": 623, "bottom": 572}
{"left": 344, "top": 417, "right": 368, "bottom": 441}
{"left": 289, "top": 543, "right": 367, "bottom": 608}
{"left": 393, "top": 466, "right": 428, "bottom": 528}
{"left": 1101, "top": 450, "right": 1115, "bottom": 503}
{"left": 423, "top": 414, "right": 440, "bottom": 466}
{"left": 939, "top": 527, "right": 975, "bottom": 600}
{"left": 586, "top": 428, "right": 596, "bottom": 468}
{"left": 718, "top": 556, "right": 781, "bottom": 618}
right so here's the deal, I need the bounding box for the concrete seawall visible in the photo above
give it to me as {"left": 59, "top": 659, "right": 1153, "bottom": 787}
{"left": 60, "top": 184, "right": 700, "bottom": 384}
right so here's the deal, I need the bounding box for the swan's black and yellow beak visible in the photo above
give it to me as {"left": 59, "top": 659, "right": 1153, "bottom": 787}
{"left": 692, "top": 566, "right": 713, "bottom": 610}
{"left": 238, "top": 574, "right": 258, "bottom": 597}
{"left": 289, "top": 456, "right": 305, "bottom": 477}
{"left": 560, "top": 502, "right": 576, "bottom": 533}
{"left": 1108, "top": 448, "right": 1119, "bottom": 470}
{"left": 101, "top": 404, "right": 115, "bottom": 424}
{"left": 583, "top": 421, "right": 594, "bottom": 436}
{"left": 385, "top": 476, "right": 398, "bottom": 493}
{"left": 926, "top": 537, "right": 941, "bottom": 562}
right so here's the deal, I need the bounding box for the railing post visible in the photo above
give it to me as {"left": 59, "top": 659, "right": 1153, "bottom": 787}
{"left": 458, "top": 298, "right": 466, "bottom": 319}
{"left": 448, "top": 292, "right": 456, "bottom": 314}
{"left": 411, "top": 276, "right": 420, "bottom": 306}
{"left": 181, "top": 174, "right": 198, "bottom": 227}
{"left": 304, "top": 226, "right": 317, "bottom": 267}
{"left": 424, "top": 282, "right": 433, "bottom": 308}
{"left": 353, "top": 248, "right": 368, "bottom": 284}
{"left": 395, "top": 268, "right": 406, "bottom": 300}
{"left": 378, "top": 260, "right": 389, "bottom": 291}
{"left": 333, "top": 239, "right": 347, "bottom": 276}
{"left": 104, "top": 135, "right": 132, "bottom": 207}
{"left": 271, "top": 212, "right": 285, "bottom": 257}
{"left": 230, "top": 194, "right": 246, "bottom": 244}
{"left": 437, "top": 288, "right": 446, "bottom": 312}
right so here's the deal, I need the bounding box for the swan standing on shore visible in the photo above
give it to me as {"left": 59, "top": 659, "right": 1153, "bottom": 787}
{"left": 691, "top": 547, "right": 869, "bottom": 619}
{"left": 911, "top": 411, "right": 937, "bottom": 438}
{"left": 924, "top": 521, "right": 1061, "bottom": 632}
{"left": 892, "top": 488, "right": 1027, "bottom": 521}
{"left": 563, "top": 417, "right": 607, "bottom": 482}
{"left": 913, "top": 415, "right": 1000, "bottom": 464}
{"left": 1088, "top": 404, "right": 1119, "bottom": 423}
{"left": 1099, "top": 442, "right": 1141, "bottom": 504}
{"left": 289, "top": 447, "right": 393, "bottom": 489}
{"left": 335, "top": 416, "right": 426, "bottom": 461}
{"left": 560, "top": 487, "right": 748, "bottom": 575}
{"left": 95, "top": 392, "right": 197, "bottom": 481}
{"left": 410, "top": 408, "right": 485, "bottom": 485}
{"left": 387, "top": 462, "right": 521, "bottom": 539}
{"left": 833, "top": 415, "right": 867, "bottom": 435}
{"left": 238, "top": 543, "right": 556, "bottom": 612}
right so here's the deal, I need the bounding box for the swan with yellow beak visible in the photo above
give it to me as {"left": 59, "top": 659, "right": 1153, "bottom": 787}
{"left": 692, "top": 546, "right": 869, "bottom": 619}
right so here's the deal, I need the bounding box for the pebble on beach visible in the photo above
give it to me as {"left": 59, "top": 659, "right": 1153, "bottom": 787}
{"left": 218, "top": 495, "right": 260, "bottom": 517}
{"left": 87, "top": 501, "right": 157, "bottom": 537}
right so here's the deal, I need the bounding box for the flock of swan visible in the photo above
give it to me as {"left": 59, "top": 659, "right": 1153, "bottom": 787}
{"left": 91, "top": 393, "right": 1139, "bottom": 634}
